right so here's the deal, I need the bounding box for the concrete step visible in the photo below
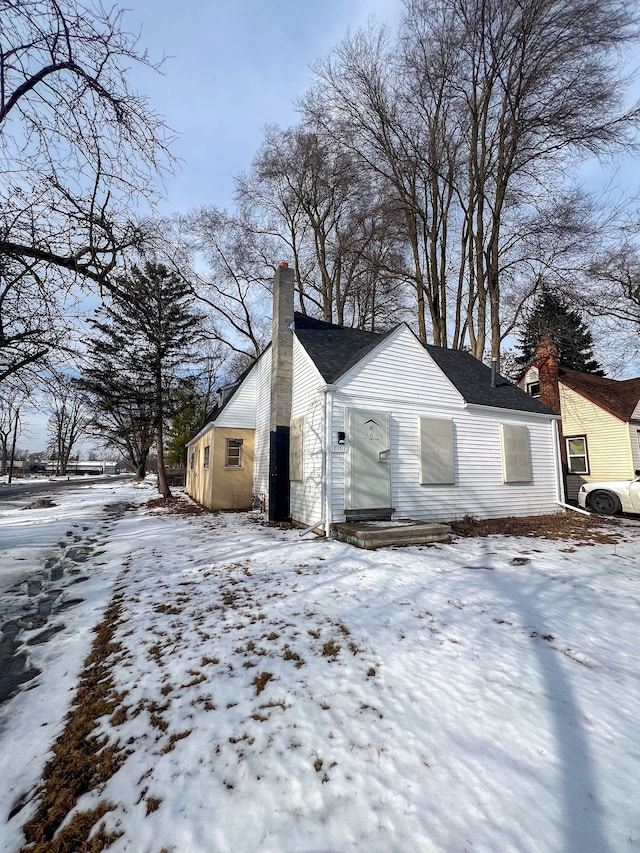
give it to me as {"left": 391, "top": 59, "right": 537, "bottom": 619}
{"left": 332, "top": 520, "right": 451, "bottom": 549}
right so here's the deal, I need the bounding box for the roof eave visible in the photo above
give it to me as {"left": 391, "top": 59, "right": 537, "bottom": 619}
{"left": 464, "top": 401, "right": 560, "bottom": 420}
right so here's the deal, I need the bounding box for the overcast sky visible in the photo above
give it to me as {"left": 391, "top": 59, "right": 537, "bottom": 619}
{"left": 123, "top": 0, "right": 404, "bottom": 214}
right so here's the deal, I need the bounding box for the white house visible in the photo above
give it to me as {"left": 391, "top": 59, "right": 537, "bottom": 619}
{"left": 187, "top": 264, "right": 564, "bottom": 533}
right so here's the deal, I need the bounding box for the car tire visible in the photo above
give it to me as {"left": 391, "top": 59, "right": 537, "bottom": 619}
{"left": 588, "top": 490, "right": 622, "bottom": 516}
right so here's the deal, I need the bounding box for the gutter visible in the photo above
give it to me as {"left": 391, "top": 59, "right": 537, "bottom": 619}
{"left": 299, "top": 521, "right": 324, "bottom": 537}
{"left": 552, "top": 418, "right": 565, "bottom": 505}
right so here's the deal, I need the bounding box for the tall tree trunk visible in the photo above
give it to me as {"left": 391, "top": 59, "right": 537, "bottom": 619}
{"left": 155, "top": 374, "right": 171, "bottom": 498}
{"left": 7, "top": 410, "right": 19, "bottom": 485}
{"left": 156, "top": 425, "right": 171, "bottom": 498}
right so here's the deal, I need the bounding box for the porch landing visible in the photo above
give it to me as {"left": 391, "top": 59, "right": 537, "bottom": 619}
{"left": 332, "top": 519, "right": 452, "bottom": 549}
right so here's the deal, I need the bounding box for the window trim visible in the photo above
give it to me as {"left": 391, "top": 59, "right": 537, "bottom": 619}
{"left": 565, "top": 434, "right": 590, "bottom": 475}
{"left": 225, "top": 437, "right": 243, "bottom": 469}
{"left": 526, "top": 381, "right": 540, "bottom": 398}
{"left": 203, "top": 445, "right": 210, "bottom": 470}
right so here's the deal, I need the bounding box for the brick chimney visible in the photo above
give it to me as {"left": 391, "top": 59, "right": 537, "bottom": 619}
{"left": 536, "top": 336, "right": 561, "bottom": 415}
{"left": 268, "top": 262, "right": 294, "bottom": 521}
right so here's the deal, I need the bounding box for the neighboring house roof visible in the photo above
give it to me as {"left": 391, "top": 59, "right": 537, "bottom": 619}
{"left": 425, "top": 345, "right": 555, "bottom": 415}
{"left": 558, "top": 369, "right": 640, "bottom": 422}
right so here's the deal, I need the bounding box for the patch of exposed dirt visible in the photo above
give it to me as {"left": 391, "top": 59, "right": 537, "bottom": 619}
{"left": 22, "top": 498, "right": 57, "bottom": 510}
{"left": 18, "top": 589, "right": 129, "bottom": 852}
{"left": 448, "top": 511, "right": 623, "bottom": 544}
{"left": 146, "top": 495, "right": 212, "bottom": 516}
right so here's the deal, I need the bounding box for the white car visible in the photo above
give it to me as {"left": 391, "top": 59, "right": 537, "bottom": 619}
{"left": 577, "top": 471, "right": 640, "bottom": 516}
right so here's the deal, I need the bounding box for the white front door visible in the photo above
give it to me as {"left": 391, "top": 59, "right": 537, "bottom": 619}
{"left": 346, "top": 409, "right": 391, "bottom": 510}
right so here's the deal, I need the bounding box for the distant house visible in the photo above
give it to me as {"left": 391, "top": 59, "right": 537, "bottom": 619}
{"left": 187, "top": 264, "right": 563, "bottom": 530}
{"left": 519, "top": 338, "right": 640, "bottom": 501}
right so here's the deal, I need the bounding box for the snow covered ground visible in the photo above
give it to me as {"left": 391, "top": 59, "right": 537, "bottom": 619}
{"left": 0, "top": 480, "right": 639, "bottom": 852}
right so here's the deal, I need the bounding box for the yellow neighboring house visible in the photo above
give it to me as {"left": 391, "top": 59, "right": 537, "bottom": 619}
{"left": 520, "top": 345, "right": 640, "bottom": 501}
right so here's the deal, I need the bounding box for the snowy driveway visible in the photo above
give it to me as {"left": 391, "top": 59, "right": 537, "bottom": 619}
{"left": 0, "top": 482, "right": 143, "bottom": 702}
{"left": 1, "top": 482, "right": 639, "bottom": 852}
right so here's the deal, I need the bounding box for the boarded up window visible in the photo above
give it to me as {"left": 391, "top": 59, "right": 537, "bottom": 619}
{"left": 290, "top": 416, "right": 304, "bottom": 481}
{"left": 501, "top": 424, "right": 531, "bottom": 483}
{"left": 419, "top": 417, "right": 455, "bottom": 484}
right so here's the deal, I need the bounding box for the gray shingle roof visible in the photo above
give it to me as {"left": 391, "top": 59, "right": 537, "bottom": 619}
{"left": 295, "top": 314, "right": 555, "bottom": 416}
{"left": 293, "top": 313, "right": 384, "bottom": 383}
{"left": 425, "top": 345, "right": 556, "bottom": 415}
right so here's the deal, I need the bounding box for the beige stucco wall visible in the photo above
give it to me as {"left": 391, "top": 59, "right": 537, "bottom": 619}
{"left": 560, "top": 384, "right": 634, "bottom": 500}
{"left": 186, "top": 427, "right": 254, "bottom": 511}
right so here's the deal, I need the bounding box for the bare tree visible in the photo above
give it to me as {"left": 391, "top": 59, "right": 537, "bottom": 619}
{"left": 445, "top": 0, "right": 640, "bottom": 362}
{"left": 302, "top": 0, "right": 640, "bottom": 363}
{"left": 586, "top": 240, "right": 640, "bottom": 329}
{"left": 44, "top": 372, "right": 90, "bottom": 475}
{"left": 0, "top": 381, "right": 30, "bottom": 479}
{"left": 0, "top": 0, "right": 173, "bottom": 282}
{"left": 177, "top": 209, "right": 273, "bottom": 359}
{"left": 0, "top": 1, "right": 173, "bottom": 393}
{"left": 304, "top": 25, "right": 448, "bottom": 343}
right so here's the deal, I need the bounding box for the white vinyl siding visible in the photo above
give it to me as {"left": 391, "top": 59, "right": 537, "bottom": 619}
{"left": 327, "top": 400, "right": 557, "bottom": 522}
{"left": 289, "top": 339, "right": 325, "bottom": 525}
{"left": 337, "top": 326, "right": 463, "bottom": 409}
{"left": 501, "top": 424, "right": 531, "bottom": 483}
{"left": 252, "top": 349, "right": 272, "bottom": 504}
{"left": 419, "top": 417, "right": 455, "bottom": 484}
{"left": 214, "top": 368, "right": 257, "bottom": 428}
{"left": 321, "top": 326, "right": 558, "bottom": 521}
{"left": 291, "top": 322, "right": 560, "bottom": 525}
{"left": 289, "top": 416, "right": 304, "bottom": 481}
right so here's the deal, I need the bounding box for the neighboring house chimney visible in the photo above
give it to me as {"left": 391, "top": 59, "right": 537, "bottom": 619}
{"left": 536, "top": 335, "right": 568, "bottom": 488}
{"left": 269, "top": 262, "right": 294, "bottom": 522}
{"left": 536, "top": 336, "right": 561, "bottom": 415}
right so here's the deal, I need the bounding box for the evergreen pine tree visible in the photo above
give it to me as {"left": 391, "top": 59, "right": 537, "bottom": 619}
{"left": 79, "top": 262, "right": 203, "bottom": 495}
{"left": 515, "top": 288, "right": 604, "bottom": 374}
